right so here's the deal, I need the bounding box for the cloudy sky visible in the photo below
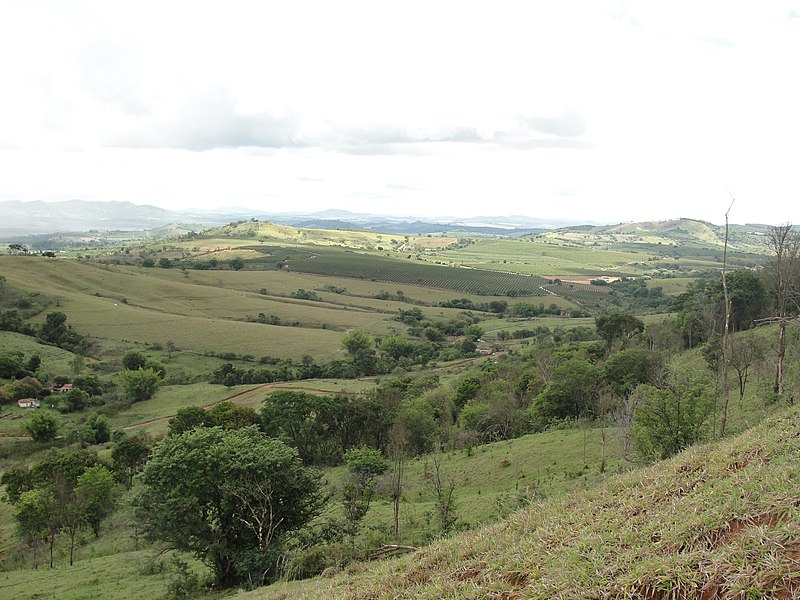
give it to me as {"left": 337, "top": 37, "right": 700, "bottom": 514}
{"left": 1, "top": 1, "right": 799, "bottom": 225}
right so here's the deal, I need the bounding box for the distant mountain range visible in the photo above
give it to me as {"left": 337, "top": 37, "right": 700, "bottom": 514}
{"left": 0, "top": 199, "right": 592, "bottom": 238}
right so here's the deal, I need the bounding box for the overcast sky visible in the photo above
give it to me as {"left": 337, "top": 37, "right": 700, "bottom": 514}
{"left": 1, "top": 1, "right": 799, "bottom": 225}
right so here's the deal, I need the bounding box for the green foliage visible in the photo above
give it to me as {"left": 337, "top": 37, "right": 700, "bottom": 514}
{"left": 72, "top": 374, "right": 104, "bottom": 396}
{"left": 230, "top": 257, "right": 245, "bottom": 271}
{"left": 531, "top": 358, "right": 602, "bottom": 422}
{"left": 74, "top": 465, "right": 119, "bottom": 537}
{"left": 0, "top": 351, "right": 30, "bottom": 379}
{"left": 631, "top": 379, "right": 714, "bottom": 460}
{"left": 38, "top": 311, "right": 84, "bottom": 352}
{"left": 57, "top": 388, "right": 90, "bottom": 413}
{"left": 261, "top": 391, "right": 344, "bottom": 464}
{"left": 111, "top": 434, "right": 151, "bottom": 487}
{"left": 601, "top": 348, "right": 661, "bottom": 398}
{"left": 341, "top": 448, "right": 388, "bottom": 543}
{"left": 344, "top": 447, "right": 389, "bottom": 480}
{"left": 168, "top": 405, "right": 211, "bottom": 435}
{"left": 25, "top": 409, "right": 60, "bottom": 442}
{"left": 133, "top": 426, "right": 325, "bottom": 588}
{"left": 122, "top": 351, "right": 147, "bottom": 371}
{"left": 120, "top": 368, "right": 160, "bottom": 402}
{"left": 70, "top": 413, "right": 112, "bottom": 446}
{"left": 342, "top": 330, "right": 377, "bottom": 375}
{"left": 595, "top": 311, "right": 645, "bottom": 349}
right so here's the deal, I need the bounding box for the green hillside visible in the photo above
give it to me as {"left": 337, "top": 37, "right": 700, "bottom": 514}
{"left": 256, "top": 405, "right": 800, "bottom": 599}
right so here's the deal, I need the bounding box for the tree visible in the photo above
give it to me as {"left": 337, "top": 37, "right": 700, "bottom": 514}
{"left": 70, "top": 413, "right": 112, "bottom": 446}
{"left": 75, "top": 465, "right": 119, "bottom": 538}
{"left": 729, "top": 335, "right": 766, "bottom": 407}
{"left": 13, "top": 489, "right": 59, "bottom": 568}
{"left": 57, "top": 388, "right": 90, "bottom": 413}
{"left": 340, "top": 448, "right": 388, "bottom": 543}
{"left": 631, "top": 378, "right": 713, "bottom": 460}
{"left": 120, "top": 368, "right": 160, "bottom": 402}
{"left": 121, "top": 351, "right": 147, "bottom": 371}
{"left": 261, "top": 391, "right": 341, "bottom": 464}
{"left": 133, "top": 426, "right": 325, "bottom": 588}
{"left": 111, "top": 434, "right": 151, "bottom": 488}
{"left": 230, "top": 257, "right": 245, "bottom": 271}
{"left": 168, "top": 406, "right": 212, "bottom": 436}
{"left": 765, "top": 223, "right": 800, "bottom": 395}
{"left": 341, "top": 330, "right": 377, "bottom": 376}
{"left": 38, "top": 312, "right": 83, "bottom": 351}
{"left": 595, "top": 311, "right": 645, "bottom": 350}
{"left": 531, "top": 358, "right": 602, "bottom": 422}
{"left": 25, "top": 410, "right": 60, "bottom": 442}
{"left": 601, "top": 348, "right": 661, "bottom": 399}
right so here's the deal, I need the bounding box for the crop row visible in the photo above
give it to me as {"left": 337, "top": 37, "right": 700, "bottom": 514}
{"left": 246, "top": 246, "right": 551, "bottom": 296}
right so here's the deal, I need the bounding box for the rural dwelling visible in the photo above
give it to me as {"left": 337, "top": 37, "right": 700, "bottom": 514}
{"left": 17, "top": 398, "right": 40, "bottom": 409}
{"left": 51, "top": 383, "right": 74, "bottom": 393}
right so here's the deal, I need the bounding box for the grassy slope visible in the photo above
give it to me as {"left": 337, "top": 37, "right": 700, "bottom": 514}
{"left": 0, "top": 331, "right": 83, "bottom": 376}
{"left": 257, "top": 405, "right": 800, "bottom": 599}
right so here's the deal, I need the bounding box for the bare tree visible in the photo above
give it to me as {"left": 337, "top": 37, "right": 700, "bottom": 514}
{"left": 719, "top": 199, "right": 734, "bottom": 437}
{"left": 729, "top": 335, "right": 766, "bottom": 406}
{"left": 431, "top": 452, "right": 457, "bottom": 534}
{"left": 764, "top": 223, "right": 800, "bottom": 396}
{"left": 387, "top": 424, "right": 406, "bottom": 538}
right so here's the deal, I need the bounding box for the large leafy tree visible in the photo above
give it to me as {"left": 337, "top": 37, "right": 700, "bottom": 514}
{"left": 531, "top": 357, "right": 602, "bottom": 421}
{"left": 120, "top": 368, "right": 160, "bottom": 402}
{"left": 25, "top": 410, "right": 60, "bottom": 442}
{"left": 261, "top": 391, "right": 344, "bottom": 464}
{"left": 133, "top": 426, "right": 324, "bottom": 588}
{"left": 595, "top": 311, "right": 645, "bottom": 350}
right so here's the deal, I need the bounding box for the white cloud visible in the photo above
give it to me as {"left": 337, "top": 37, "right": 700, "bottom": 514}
{"left": 0, "top": 1, "right": 799, "bottom": 225}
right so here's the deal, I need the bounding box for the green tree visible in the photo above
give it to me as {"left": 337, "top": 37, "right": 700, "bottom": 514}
{"left": 631, "top": 378, "right": 713, "bottom": 460}
{"left": 13, "top": 489, "right": 59, "bottom": 568}
{"left": 341, "top": 330, "right": 377, "bottom": 376}
{"left": 168, "top": 406, "right": 212, "bottom": 436}
{"left": 25, "top": 410, "right": 60, "bottom": 442}
{"left": 122, "top": 351, "right": 147, "bottom": 371}
{"left": 57, "top": 388, "right": 90, "bottom": 413}
{"left": 531, "top": 358, "right": 602, "bottom": 422}
{"left": 70, "top": 413, "right": 111, "bottom": 446}
{"left": 601, "top": 348, "right": 661, "bottom": 399}
{"left": 38, "top": 312, "right": 83, "bottom": 351}
{"left": 230, "top": 257, "right": 245, "bottom": 271}
{"left": 340, "top": 448, "right": 388, "bottom": 543}
{"left": 261, "top": 391, "right": 341, "bottom": 464}
{"left": 111, "top": 434, "right": 151, "bottom": 488}
{"left": 75, "top": 465, "right": 119, "bottom": 538}
{"left": 133, "top": 426, "right": 325, "bottom": 588}
{"left": 710, "top": 268, "right": 767, "bottom": 332}
{"left": 120, "top": 368, "right": 160, "bottom": 402}
{"left": 595, "top": 311, "right": 645, "bottom": 350}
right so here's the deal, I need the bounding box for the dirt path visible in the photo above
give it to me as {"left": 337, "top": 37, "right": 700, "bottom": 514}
{"left": 123, "top": 383, "right": 356, "bottom": 431}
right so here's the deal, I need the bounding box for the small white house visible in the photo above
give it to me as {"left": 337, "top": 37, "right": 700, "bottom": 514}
{"left": 17, "top": 398, "right": 40, "bottom": 409}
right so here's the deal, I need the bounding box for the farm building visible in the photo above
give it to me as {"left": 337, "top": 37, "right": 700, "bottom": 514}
{"left": 17, "top": 398, "right": 40, "bottom": 409}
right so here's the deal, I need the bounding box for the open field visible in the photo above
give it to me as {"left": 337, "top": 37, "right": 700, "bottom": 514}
{"left": 0, "top": 331, "right": 85, "bottom": 376}
{"left": 433, "top": 238, "right": 648, "bottom": 276}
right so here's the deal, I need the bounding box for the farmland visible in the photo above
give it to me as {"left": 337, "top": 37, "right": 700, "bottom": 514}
{"left": 0, "top": 215, "right": 789, "bottom": 600}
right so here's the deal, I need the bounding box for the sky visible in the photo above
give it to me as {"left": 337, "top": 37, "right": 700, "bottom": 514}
{"left": 1, "top": 1, "right": 799, "bottom": 225}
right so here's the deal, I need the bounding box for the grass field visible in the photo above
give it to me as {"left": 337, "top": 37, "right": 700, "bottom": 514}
{"left": 433, "top": 238, "right": 648, "bottom": 276}
{"left": 0, "top": 331, "right": 84, "bottom": 376}
{"left": 254, "top": 404, "right": 800, "bottom": 599}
